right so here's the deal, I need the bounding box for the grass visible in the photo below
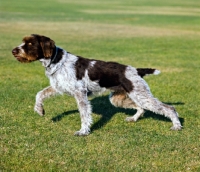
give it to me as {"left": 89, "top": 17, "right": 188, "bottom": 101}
{"left": 0, "top": 0, "right": 200, "bottom": 171}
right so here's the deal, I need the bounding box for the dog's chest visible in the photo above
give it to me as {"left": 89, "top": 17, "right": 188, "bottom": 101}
{"left": 46, "top": 65, "right": 77, "bottom": 95}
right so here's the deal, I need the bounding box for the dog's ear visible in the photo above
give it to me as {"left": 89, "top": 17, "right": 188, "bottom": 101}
{"left": 32, "top": 34, "right": 55, "bottom": 58}
{"left": 40, "top": 36, "right": 55, "bottom": 58}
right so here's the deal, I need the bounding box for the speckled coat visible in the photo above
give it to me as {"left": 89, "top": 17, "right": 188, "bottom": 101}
{"left": 12, "top": 34, "right": 182, "bottom": 136}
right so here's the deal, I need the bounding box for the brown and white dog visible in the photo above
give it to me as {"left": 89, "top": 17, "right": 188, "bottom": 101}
{"left": 12, "top": 34, "right": 182, "bottom": 135}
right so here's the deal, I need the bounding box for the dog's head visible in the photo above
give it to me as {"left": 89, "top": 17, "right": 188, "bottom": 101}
{"left": 12, "top": 34, "right": 55, "bottom": 63}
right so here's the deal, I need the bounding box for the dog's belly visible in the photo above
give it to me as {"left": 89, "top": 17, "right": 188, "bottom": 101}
{"left": 86, "top": 80, "right": 106, "bottom": 94}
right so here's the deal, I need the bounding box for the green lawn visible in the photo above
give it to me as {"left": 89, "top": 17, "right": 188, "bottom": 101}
{"left": 0, "top": 0, "right": 200, "bottom": 171}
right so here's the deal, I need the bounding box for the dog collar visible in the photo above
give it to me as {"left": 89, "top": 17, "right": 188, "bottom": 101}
{"left": 47, "top": 46, "right": 58, "bottom": 67}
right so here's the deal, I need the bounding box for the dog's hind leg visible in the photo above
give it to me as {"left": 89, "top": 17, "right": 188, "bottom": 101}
{"left": 127, "top": 83, "right": 182, "bottom": 130}
{"left": 34, "top": 86, "right": 58, "bottom": 116}
{"left": 125, "top": 107, "right": 145, "bottom": 122}
{"left": 74, "top": 90, "right": 92, "bottom": 136}
{"left": 124, "top": 66, "right": 182, "bottom": 130}
{"left": 109, "top": 90, "right": 145, "bottom": 122}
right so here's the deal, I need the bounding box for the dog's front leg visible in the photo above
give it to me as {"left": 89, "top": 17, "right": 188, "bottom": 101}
{"left": 74, "top": 90, "right": 92, "bottom": 136}
{"left": 34, "top": 86, "right": 57, "bottom": 116}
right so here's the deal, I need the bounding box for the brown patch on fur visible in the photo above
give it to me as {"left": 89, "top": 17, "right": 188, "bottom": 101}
{"left": 75, "top": 56, "right": 90, "bottom": 80}
{"left": 88, "top": 60, "right": 133, "bottom": 92}
{"left": 109, "top": 90, "right": 137, "bottom": 109}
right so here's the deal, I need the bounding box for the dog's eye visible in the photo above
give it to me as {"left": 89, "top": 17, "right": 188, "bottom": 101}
{"left": 28, "top": 42, "right": 32, "bottom": 46}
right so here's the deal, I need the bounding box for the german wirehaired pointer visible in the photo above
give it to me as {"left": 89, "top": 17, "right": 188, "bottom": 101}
{"left": 12, "top": 34, "right": 182, "bottom": 135}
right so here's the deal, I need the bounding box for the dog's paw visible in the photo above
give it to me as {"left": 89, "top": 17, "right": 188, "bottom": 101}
{"left": 74, "top": 130, "right": 90, "bottom": 136}
{"left": 170, "top": 125, "right": 182, "bottom": 130}
{"left": 125, "top": 117, "right": 136, "bottom": 122}
{"left": 34, "top": 104, "right": 45, "bottom": 116}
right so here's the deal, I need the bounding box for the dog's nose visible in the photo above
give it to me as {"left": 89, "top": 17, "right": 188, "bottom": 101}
{"left": 12, "top": 49, "right": 17, "bottom": 55}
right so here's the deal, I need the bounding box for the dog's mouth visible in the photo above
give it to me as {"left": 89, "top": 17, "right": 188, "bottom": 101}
{"left": 15, "top": 56, "right": 21, "bottom": 60}
{"left": 14, "top": 55, "right": 23, "bottom": 60}
{"left": 14, "top": 55, "right": 30, "bottom": 63}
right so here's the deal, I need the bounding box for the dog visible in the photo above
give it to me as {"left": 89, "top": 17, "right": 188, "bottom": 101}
{"left": 12, "top": 34, "right": 182, "bottom": 136}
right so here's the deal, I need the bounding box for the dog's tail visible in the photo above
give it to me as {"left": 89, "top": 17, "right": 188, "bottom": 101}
{"left": 136, "top": 68, "right": 160, "bottom": 78}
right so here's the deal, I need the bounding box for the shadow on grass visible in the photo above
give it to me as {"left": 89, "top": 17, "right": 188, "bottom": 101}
{"left": 51, "top": 95, "right": 184, "bottom": 131}
{"left": 51, "top": 110, "right": 79, "bottom": 122}
{"left": 91, "top": 95, "right": 135, "bottom": 132}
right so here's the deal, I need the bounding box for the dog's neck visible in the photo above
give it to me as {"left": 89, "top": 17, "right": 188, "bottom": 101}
{"left": 47, "top": 46, "right": 58, "bottom": 67}
{"left": 40, "top": 46, "right": 66, "bottom": 76}
{"left": 40, "top": 46, "right": 62, "bottom": 68}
